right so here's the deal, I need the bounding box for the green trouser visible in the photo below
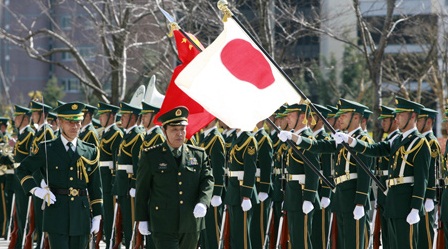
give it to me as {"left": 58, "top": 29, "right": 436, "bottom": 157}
{"left": 336, "top": 212, "right": 367, "bottom": 249}
{"left": 100, "top": 167, "right": 114, "bottom": 248}
{"left": 12, "top": 178, "right": 28, "bottom": 249}
{"left": 288, "top": 210, "right": 314, "bottom": 249}
{"left": 117, "top": 195, "right": 133, "bottom": 248}
{"left": 0, "top": 176, "right": 6, "bottom": 237}
{"left": 417, "top": 209, "right": 435, "bottom": 249}
{"left": 145, "top": 234, "right": 156, "bottom": 249}
{"left": 152, "top": 231, "right": 200, "bottom": 249}
{"left": 48, "top": 233, "right": 88, "bottom": 249}
{"left": 271, "top": 201, "right": 282, "bottom": 247}
{"left": 378, "top": 205, "right": 389, "bottom": 249}
{"left": 200, "top": 205, "right": 222, "bottom": 249}
{"left": 444, "top": 221, "right": 448, "bottom": 249}
{"left": 33, "top": 196, "right": 44, "bottom": 248}
{"left": 228, "top": 205, "right": 253, "bottom": 249}
{"left": 250, "top": 198, "right": 270, "bottom": 249}
{"left": 311, "top": 207, "right": 331, "bottom": 249}
{"left": 387, "top": 218, "right": 418, "bottom": 249}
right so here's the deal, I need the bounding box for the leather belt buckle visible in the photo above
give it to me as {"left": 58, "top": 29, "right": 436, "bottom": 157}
{"left": 69, "top": 187, "right": 79, "bottom": 197}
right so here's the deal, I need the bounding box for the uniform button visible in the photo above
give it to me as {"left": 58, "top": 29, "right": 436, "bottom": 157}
{"left": 179, "top": 181, "right": 182, "bottom": 185}
{"left": 71, "top": 197, "right": 74, "bottom": 201}
{"left": 161, "top": 170, "right": 164, "bottom": 173}
{"left": 55, "top": 166, "right": 58, "bottom": 169}
{"left": 180, "top": 200, "right": 183, "bottom": 204}
{"left": 179, "top": 191, "right": 183, "bottom": 195}
{"left": 70, "top": 167, "right": 73, "bottom": 170}
{"left": 155, "top": 206, "right": 159, "bottom": 210}
{"left": 178, "top": 172, "right": 181, "bottom": 176}
{"left": 70, "top": 177, "right": 73, "bottom": 181}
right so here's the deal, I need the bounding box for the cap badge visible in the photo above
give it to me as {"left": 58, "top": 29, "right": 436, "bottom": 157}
{"left": 175, "top": 109, "right": 182, "bottom": 116}
{"left": 72, "top": 104, "right": 78, "bottom": 110}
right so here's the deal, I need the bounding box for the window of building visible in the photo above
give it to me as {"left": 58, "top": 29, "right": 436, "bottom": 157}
{"left": 61, "top": 16, "right": 72, "bottom": 30}
{"left": 79, "top": 47, "right": 95, "bottom": 60}
{"left": 61, "top": 78, "right": 81, "bottom": 93}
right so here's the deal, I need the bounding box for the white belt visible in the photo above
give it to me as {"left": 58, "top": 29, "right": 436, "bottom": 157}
{"left": 229, "top": 170, "right": 244, "bottom": 181}
{"left": 387, "top": 176, "right": 414, "bottom": 187}
{"left": 287, "top": 174, "right": 305, "bottom": 184}
{"left": 5, "top": 169, "right": 14, "bottom": 174}
{"left": 255, "top": 168, "right": 261, "bottom": 178}
{"left": 445, "top": 177, "right": 448, "bottom": 186}
{"left": 117, "top": 164, "right": 133, "bottom": 174}
{"left": 377, "top": 170, "right": 388, "bottom": 176}
{"left": 334, "top": 173, "right": 358, "bottom": 185}
{"left": 100, "top": 161, "right": 114, "bottom": 169}
{"left": 13, "top": 163, "right": 20, "bottom": 169}
{"left": 273, "top": 168, "right": 282, "bottom": 175}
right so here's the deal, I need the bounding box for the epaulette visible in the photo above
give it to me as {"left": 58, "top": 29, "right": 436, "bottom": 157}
{"left": 187, "top": 144, "right": 205, "bottom": 151}
{"left": 143, "top": 143, "right": 163, "bottom": 152}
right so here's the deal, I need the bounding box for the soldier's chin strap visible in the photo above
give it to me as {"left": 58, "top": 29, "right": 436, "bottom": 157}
{"left": 420, "top": 117, "right": 428, "bottom": 133}
{"left": 146, "top": 113, "right": 155, "bottom": 129}
{"left": 402, "top": 112, "right": 413, "bottom": 131}
{"left": 346, "top": 112, "right": 355, "bottom": 131}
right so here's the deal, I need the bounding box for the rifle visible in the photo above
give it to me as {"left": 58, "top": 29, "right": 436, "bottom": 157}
{"left": 109, "top": 201, "right": 118, "bottom": 249}
{"left": 112, "top": 203, "right": 123, "bottom": 249}
{"left": 436, "top": 178, "right": 445, "bottom": 249}
{"left": 218, "top": 205, "right": 230, "bottom": 249}
{"left": 130, "top": 221, "right": 143, "bottom": 249}
{"left": 95, "top": 220, "right": 103, "bottom": 249}
{"left": 7, "top": 198, "right": 18, "bottom": 249}
{"left": 22, "top": 197, "right": 34, "bottom": 249}
{"left": 372, "top": 207, "right": 381, "bottom": 249}
{"left": 89, "top": 232, "right": 96, "bottom": 249}
{"left": 7, "top": 194, "right": 15, "bottom": 241}
{"left": 262, "top": 201, "right": 274, "bottom": 249}
{"left": 330, "top": 213, "right": 338, "bottom": 249}
{"left": 275, "top": 210, "right": 288, "bottom": 249}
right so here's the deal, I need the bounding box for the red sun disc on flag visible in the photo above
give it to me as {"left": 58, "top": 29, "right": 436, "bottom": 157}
{"left": 220, "top": 39, "right": 275, "bottom": 89}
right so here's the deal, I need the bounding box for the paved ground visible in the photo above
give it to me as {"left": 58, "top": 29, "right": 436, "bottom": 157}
{"left": 0, "top": 239, "right": 108, "bottom": 248}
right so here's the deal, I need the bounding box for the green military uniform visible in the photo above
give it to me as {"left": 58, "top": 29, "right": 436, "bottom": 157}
{"left": 250, "top": 126, "right": 273, "bottom": 249}
{"left": 97, "top": 102, "right": 123, "bottom": 249}
{"left": 30, "top": 101, "right": 55, "bottom": 248}
{"left": 349, "top": 97, "right": 430, "bottom": 249}
{"left": 0, "top": 117, "right": 11, "bottom": 238}
{"left": 417, "top": 108, "right": 439, "bottom": 249}
{"left": 441, "top": 107, "right": 448, "bottom": 247}
{"left": 375, "top": 105, "right": 401, "bottom": 249}
{"left": 115, "top": 102, "right": 144, "bottom": 248}
{"left": 9, "top": 106, "right": 34, "bottom": 249}
{"left": 135, "top": 106, "right": 214, "bottom": 249}
{"left": 79, "top": 103, "right": 99, "bottom": 147}
{"left": 199, "top": 125, "right": 226, "bottom": 249}
{"left": 310, "top": 104, "right": 333, "bottom": 249}
{"left": 16, "top": 102, "right": 103, "bottom": 248}
{"left": 223, "top": 130, "right": 258, "bottom": 249}
{"left": 298, "top": 99, "right": 374, "bottom": 249}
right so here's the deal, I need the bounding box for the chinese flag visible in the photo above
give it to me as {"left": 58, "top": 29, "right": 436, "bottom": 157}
{"left": 154, "top": 30, "right": 215, "bottom": 139}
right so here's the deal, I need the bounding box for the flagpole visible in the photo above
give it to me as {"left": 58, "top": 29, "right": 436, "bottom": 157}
{"left": 159, "top": 6, "right": 336, "bottom": 190}
{"left": 216, "top": 0, "right": 386, "bottom": 192}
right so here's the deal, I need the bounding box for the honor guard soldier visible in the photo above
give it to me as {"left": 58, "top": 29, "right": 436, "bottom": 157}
{"left": 251, "top": 120, "right": 273, "bottom": 249}
{"left": 277, "top": 103, "right": 320, "bottom": 248}
{"left": 115, "top": 101, "right": 144, "bottom": 248}
{"left": 16, "top": 102, "right": 102, "bottom": 248}
{"left": 441, "top": 107, "right": 448, "bottom": 247}
{"left": 286, "top": 99, "right": 375, "bottom": 249}
{"left": 417, "top": 107, "right": 439, "bottom": 249}
{"left": 0, "top": 117, "right": 10, "bottom": 238}
{"left": 135, "top": 106, "right": 214, "bottom": 249}
{"left": 335, "top": 97, "right": 430, "bottom": 249}
{"left": 199, "top": 118, "right": 226, "bottom": 249}
{"left": 29, "top": 100, "right": 55, "bottom": 247}
{"left": 47, "top": 112, "right": 60, "bottom": 137}
{"left": 79, "top": 103, "right": 99, "bottom": 147}
{"left": 309, "top": 104, "right": 333, "bottom": 249}
{"left": 373, "top": 105, "right": 401, "bottom": 249}
{"left": 97, "top": 102, "right": 123, "bottom": 249}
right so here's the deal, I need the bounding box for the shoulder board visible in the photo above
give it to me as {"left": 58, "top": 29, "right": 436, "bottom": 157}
{"left": 187, "top": 144, "right": 205, "bottom": 151}
{"left": 143, "top": 143, "right": 163, "bottom": 152}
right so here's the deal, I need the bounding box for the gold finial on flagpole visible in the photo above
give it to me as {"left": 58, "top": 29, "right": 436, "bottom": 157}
{"left": 217, "top": 0, "right": 233, "bottom": 22}
{"left": 167, "top": 22, "right": 180, "bottom": 37}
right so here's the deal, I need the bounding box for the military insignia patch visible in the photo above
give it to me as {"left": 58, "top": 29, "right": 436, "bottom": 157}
{"left": 158, "top": 163, "right": 167, "bottom": 169}
{"left": 175, "top": 109, "right": 182, "bottom": 116}
{"left": 247, "top": 146, "right": 255, "bottom": 155}
{"left": 188, "top": 157, "right": 198, "bottom": 166}
{"left": 72, "top": 104, "right": 78, "bottom": 110}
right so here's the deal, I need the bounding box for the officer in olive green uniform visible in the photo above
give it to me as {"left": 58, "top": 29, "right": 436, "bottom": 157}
{"left": 223, "top": 127, "right": 258, "bottom": 249}
{"left": 47, "top": 112, "right": 60, "bottom": 137}
{"left": 115, "top": 101, "right": 144, "bottom": 248}
{"left": 289, "top": 99, "right": 374, "bottom": 249}
{"left": 340, "top": 97, "right": 430, "bottom": 249}
{"left": 79, "top": 103, "right": 99, "bottom": 147}
{"left": 441, "top": 107, "right": 448, "bottom": 247}
{"left": 30, "top": 100, "right": 55, "bottom": 247}
{"left": 140, "top": 101, "right": 165, "bottom": 249}
{"left": 0, "top": 117, "right": 10, "bottom": 238}
{"left": 135, "top": 106, "right": 214, "bottom": 249}
{"left": 97, "top": 102, "right": 123, "bottom": 249}
{"left": 277, "top": 104, "right": 320, "bottom": 249}
{"left": 198, "top": 119, "right": 225, "bottom": 249}
{"left": 374, "top": 105, "right": 400, "bottom": 249}
{"left": 417, "top": 107, "right": 439, "bottom": 249}
{"left": 9, "top": 106, "right": 34, "bottom": 249}
{"left": 16, "top": 102, "right": 103, "bottom": 248}
{"left": 309, "top": 104, "right": 333, "bottom": 249}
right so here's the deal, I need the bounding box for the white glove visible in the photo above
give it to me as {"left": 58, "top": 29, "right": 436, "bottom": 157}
{"left": 138, "top": 221, "right": 151, "bottom": 235}
{"left": 353, "top": 205, "right": 365, "bottom": 220}
{"left": 332, "top": 132, "right": 349, "bottom": 145}
{"left": 278, "top": 130, "right": 292, "bottom": 142}
{"left": 90, "top": 215, "right": 101, "bottom": 234}
{"left": 406, "top": 208, "right": 420, "bottom": 225}
{"left": 258, "top": 192, "right": 269, "bottom": 202}
{"left": 129, "top": 188, "right": 136, "bottom": 197}
{"left": 241, "top": 199, "right": 252, "bottom": 211}
{"left": 33, "top": 187, "right": 56, "bottom": 205}
{"left": 210, "top": 195, "right": 222, "bottom": 207}
{"left": 193, "top": 203, "right": 207, "bottom": 218}
{"left": 424, "top": 199, "right": 434, "bottom": 212}
{"left": 321, "top": 197, "right": 331, "bottom": 209}
{"left": 302, "top": 200, "right": 314, "bottom": 214}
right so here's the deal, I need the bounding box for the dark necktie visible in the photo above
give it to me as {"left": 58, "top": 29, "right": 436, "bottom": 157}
{"left": 67, "top": 142, "right": 74, "bottom": 158}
